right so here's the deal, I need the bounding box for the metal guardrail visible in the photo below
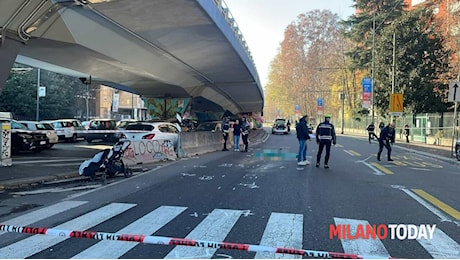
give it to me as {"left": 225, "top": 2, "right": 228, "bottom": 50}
{"left": 212, "top": 0, "right": 255, "bottom": 67}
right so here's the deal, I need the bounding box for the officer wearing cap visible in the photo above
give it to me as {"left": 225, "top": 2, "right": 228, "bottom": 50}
{"left": 315, "top": 113, "right": 337, "bottom": 169}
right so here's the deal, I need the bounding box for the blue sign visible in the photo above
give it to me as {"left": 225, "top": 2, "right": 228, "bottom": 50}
{"left": 362, "top": 78, "right": 372, "bottom": 108}
{"left": 295, "top": 104, "right": 300, "bottom": 111}
{"left": 317, "top": 98, "right": 323, "bottom": 106}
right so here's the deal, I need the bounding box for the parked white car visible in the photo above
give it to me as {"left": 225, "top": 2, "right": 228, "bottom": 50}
{"left": 18, "top": 121, "right": 59, "bottom": 149}
{"left": 119, "top": 122, "right": 180, "bottom": 149}
{"left": 44, "top": 119, "right": 86, "bottom": 142}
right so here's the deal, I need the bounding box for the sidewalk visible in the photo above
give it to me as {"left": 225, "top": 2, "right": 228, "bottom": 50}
{"left": 0, "top": 128, "right": 271, "bottom": 190}
{"left": 344, "top": 131, "right": 458, "bottom": 164}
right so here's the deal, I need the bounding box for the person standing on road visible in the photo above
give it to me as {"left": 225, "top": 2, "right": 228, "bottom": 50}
{"left": 377, "top": 122, "right": 396, "bottom": 161}
{"left": 315, "top": 114, "right": 337, "bottom": 168}
{"left": 240, "top": 117, "right": 250, "bottom": 152}
{"left": 296, "top": 115, "right": 311, "bottom": 166}
{"left": 221, "top": 117, "right": 230, "bottom": 151}
{"left": 366, "top": 122, "right": 378, "bottom": 144}
{"left": 232, "top": 119, "right": 241, "bottom": 151}
{"left": 403, "top": 124, "right": 410, "bottom": 143}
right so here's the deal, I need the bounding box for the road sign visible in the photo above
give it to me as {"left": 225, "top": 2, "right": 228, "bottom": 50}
{"left": 448, "top": 82, "right": 460, "bottom": 102}
{"left": 389, "top": 93, "right": 403, "bottom": 116}
{"left": 362, "top": 78, "right": 372, "bottom": 109}
{"left": 38, "top": 86, "right": 46, "bottom": 97}
{"left": 317, "top": 98, "right": 323, "bottom": 115}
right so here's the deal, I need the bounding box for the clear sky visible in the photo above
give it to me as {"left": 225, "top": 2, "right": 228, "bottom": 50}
{"left": 224, "top": 0, "right": 355, "bottom": 88}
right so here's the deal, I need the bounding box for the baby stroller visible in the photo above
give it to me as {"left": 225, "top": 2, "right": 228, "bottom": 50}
{"left": 79, "top": 140, "right": 133, "bottom": 181}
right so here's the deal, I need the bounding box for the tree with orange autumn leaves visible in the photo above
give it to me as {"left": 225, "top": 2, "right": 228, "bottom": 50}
{"left": 265, "top": 2, "right": 460, "bottom": 121}
{"left": 264, "top": 10, "right": 357, "bottom": 123}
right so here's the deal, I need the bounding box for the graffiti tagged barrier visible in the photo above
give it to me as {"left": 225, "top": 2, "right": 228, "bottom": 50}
{"left": 122, "top": 139, "right": 176, "bottom": 166}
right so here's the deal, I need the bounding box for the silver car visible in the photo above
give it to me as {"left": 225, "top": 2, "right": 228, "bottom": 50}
{"left": 19, "top": 121, "right": 59, "bottom": 149}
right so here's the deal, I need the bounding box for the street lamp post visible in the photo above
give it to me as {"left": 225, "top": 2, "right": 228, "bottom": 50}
{"left": 36, "top": 68, "right": 40, "bottom": 121}
{"left": 371, "top": 12, "right": 376, "bottom": 124}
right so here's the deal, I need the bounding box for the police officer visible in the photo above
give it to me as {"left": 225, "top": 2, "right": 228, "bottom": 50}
{"left": 377, "top": 122, "right": 395, "bottom": 161}
{"left": 240, "top": 117, "right": 250, "bottom": 152}
{"left": 315, "top": 114, "right": 337, "bottom": 168}
{"left": 221, "top": 117, "right": 230, "bottom": 151}
{"left": 366, "top": 122, "right": 378, "bottom": 144}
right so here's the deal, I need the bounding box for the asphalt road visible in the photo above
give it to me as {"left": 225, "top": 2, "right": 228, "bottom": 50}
{"left": 0, "top": 133, "right": 458, "bottom": 258}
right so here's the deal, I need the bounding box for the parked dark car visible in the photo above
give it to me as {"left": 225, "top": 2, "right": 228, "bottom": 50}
{"left": 86, "top": 119, "right": 118, "bottom": 143}
{"left": 10, "top": 120, "right": 49, "bottom": 153}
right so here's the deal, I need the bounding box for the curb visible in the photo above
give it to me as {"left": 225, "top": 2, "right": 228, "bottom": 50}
{"left": 344, "top": 134, "right": 460, "bottom": 165}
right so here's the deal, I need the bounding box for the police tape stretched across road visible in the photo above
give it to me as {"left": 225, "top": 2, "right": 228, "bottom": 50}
{"left": 0, "top": 223, "right": 394, "bottom": 259}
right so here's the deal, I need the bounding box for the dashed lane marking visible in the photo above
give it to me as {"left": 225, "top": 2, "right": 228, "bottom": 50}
{"left": 369, "top": 162, "right": 393, "bottom": 174}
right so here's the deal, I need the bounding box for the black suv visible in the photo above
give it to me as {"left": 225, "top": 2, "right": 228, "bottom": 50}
{"left": 86, "top": 119, "right": 117, "bottom": 143}
{"left": 10, "top": 120, "right": 49, "bottom": 153}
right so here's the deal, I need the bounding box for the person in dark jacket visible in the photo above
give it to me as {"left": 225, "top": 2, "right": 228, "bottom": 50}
{"left": 377, "top": 122, "right": 396, "bottom": 161}
{"left": 232, "top": 119, "right": 241, "bottom": 151}
{"left": 296, "top": 116, "right": 311, "bottom": 166}
{"left": 221, "top": 117, "right": 230, "bottom": 151}
{"left": 403, "top": 124, "right": 410, "bottom": 143}
{"left": 366, "top": 122, "right": 378, "bottom": 144}
{"left": 240, "top": 117, "right": 250, "bottom": 152}
{"left": 315, "top": 114, "right": 336, "bottom": 168}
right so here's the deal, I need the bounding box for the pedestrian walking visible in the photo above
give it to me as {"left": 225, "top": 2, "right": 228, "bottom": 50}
{"left": 232, "top": 119, "right": 241, "bottom": 151}
{"left": 287, "top": 119, "right": 291, "bottom": 133}
{"left": 221, "top": 117, "right": 230, "bottom": 151}
{"left": 296, "top": 115, "right": 311, "bottom": 166}
{"left": 377, "top": 122, "right": 396, "bottom": 161}
{"left": 366, "top": 122, "right": 379, "bottom": 143}
{"left": 315, "top": 114, "right": 337, "bottom": 168}
{"left": 403, "top": 124, "right": 410, "bottom": 143}
{"left": 240, "top": 117, "right": 250, "bottom": 152}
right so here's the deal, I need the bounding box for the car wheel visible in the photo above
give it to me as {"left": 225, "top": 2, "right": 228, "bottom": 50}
{"left": 72, "top": 134, "right": 77, "bottom": 143}
{"left": 456, "top": 149, "right": 460, "bottom": 161}
{"left": 87, "top": 138, "right": 92, "bottom": 144}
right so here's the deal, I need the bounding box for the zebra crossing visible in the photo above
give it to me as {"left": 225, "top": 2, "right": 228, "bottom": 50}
{"left": 0, "top": 201, "right": 459, "bottom": 259}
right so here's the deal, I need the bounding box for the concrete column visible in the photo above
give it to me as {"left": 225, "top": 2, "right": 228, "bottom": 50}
{"left": 0, "top": 40, "right": 22, "bottom": 94}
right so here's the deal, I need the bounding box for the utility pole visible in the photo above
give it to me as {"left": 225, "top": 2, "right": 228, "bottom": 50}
{"left": 391, "top": 31, "right": 396, "bottom": 123}
{"left": 371, "top": 12, "right": 376, "bottom": 124}
{"left": 341, "top": 76, "right": 345, "bottom": 134}
{"left": 36, "top": 68, "right": 40, "bottom": 121}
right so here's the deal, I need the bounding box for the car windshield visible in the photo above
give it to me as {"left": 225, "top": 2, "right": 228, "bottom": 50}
{"left": 275, "top": 119, "right": 285, "bottom": 125}
{"left": 11, "top": 121, "right": 28, "bottom": 130}
{"left": 36, "top": 123, "right": 53, "bottom": 130}
{"left": 125, "top": 124, "right": 154, "bottom": 131}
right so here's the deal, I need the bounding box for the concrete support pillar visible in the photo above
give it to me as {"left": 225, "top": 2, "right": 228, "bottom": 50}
{"left": 0, "top": 40, "right": 22, "bottom": 94}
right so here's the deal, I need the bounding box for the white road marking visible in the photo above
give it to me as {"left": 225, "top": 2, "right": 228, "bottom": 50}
{"left": 333, "top": 217, "right": 390, "bottom": 258}
{"left": 417, "top": 228, "right": 460, "bottom": 258}
{"left": 255, "top": 213, "right": 303, "bottom": 259}
{"left": 0, "top": 201, "right": 87, "bottom": 233}
{"left": 10, "top": 185, "right": 101, "bottom": 195}
{"left": 165, "top": 209, "right": 242, "bottom": 259}
{"left": 401, "top": 188, "right": 457, "bottom": 224}
{"left": 72, "top": 205, "right": 187, "bottom": 259}
{"left": 0, "top": 203, "right": 136, "bottom": 258}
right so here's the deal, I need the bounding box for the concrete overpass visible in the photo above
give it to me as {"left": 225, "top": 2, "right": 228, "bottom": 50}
{"left": 0, "top": 0, "right": 264, "bottom": 115}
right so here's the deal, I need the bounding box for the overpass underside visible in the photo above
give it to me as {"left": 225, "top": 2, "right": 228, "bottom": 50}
{"left": 0, "top": 0, "right": 263, "bottom": 115}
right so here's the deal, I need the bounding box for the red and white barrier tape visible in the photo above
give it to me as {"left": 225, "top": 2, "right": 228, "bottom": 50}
{"left": 0, "top": 224, "right": 392, "bottom": 259}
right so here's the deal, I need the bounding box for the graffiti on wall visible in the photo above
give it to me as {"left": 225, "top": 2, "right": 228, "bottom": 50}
{"left": 145, "top": 98, "right": 190, "bottom": 120}
{"left": 122, "top": 139, "right": 176, "bottom": 166}
{"left": 1, "top": 123, "right": 11, "bottom": 163}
